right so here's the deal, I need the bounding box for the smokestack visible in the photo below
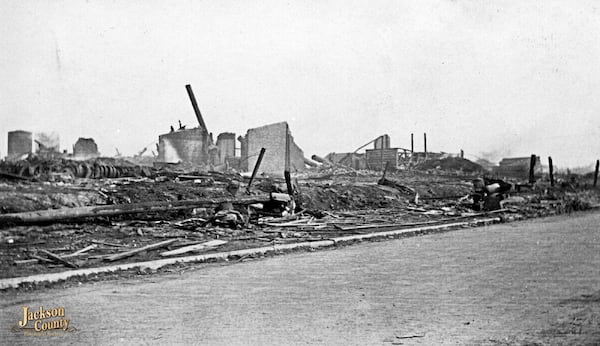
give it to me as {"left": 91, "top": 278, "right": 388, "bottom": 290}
{"left": 424, "top": 133, "right": 427, "bottom": 153}
{"left": 185, "top": 84, "right": 207, "bottom": 130}
{"left": 410, "top": 133, "right": 414, "bottom": 153}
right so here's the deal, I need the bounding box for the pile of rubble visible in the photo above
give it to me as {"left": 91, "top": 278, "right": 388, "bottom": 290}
{"left": 0, "top": 165, "right": 599, "bottom": 281}
{"left": 414, "top": 156, "right": 484, "bottom": 173}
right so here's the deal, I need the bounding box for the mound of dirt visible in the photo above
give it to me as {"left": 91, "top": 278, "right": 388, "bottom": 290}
{"left": 415, "top": 157, "right": 483, "bottom": 173}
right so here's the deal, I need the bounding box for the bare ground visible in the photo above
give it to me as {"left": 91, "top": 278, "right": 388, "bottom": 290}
{"left": 0, "top": 211, "right": 599, "bottom": 345}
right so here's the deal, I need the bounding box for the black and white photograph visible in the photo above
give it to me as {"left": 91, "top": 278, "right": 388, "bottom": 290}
{"left": 1, "top": 1, "right": 599, "bottom": 345}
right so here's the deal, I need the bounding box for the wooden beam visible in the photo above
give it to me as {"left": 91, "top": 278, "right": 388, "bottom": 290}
{"left": 39, "top": 250, "right": 78, "bottom": 268}
{"left": 104, "top": 239, "right": 178, "bottom": 262}
{"left": 69, "top": 244, "right": 98, "bottom": 256}
{"left": 247, "top": 148, "right": 266, "bottom": 193}
{"left": 160, "top": 240, "right": 227, "bottom": 257}
{"left": 0, "top": 195, "right": 270, "bottom": 225}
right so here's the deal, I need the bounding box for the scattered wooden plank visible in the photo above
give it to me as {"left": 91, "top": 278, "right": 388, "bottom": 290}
{"left": 29, "top": 255, "right": 55, "bottom": 264}
{"left": 45, "top": 247, "right": 71, "bottom": 252}
{"left": 338, "top": 218, "right": 460, "bottom": 231}
{"left": 420, "top": 195, "right": 468, "bottom": 200}
{"left": 167, "top": 240, "right": 206, "bottom": 248}
{"left": 176, "top": 175, "right": 206, "bottom": 181}
{"left": 14, "top": 246, "right": 97, "bottom": 265}
{"left": 160, "top": 240, "right": 227, "bottom": 257}
{"left": 336, "top": 210, "right": 509, "bottom": 232}
{"left": 39, "top": 250, "right": 78, "bottom": 268}
{"left": 262, "top": 221, "right": 326, "bottom": 227}
{"left": 322, "top": 211, "right": 340, "bottom": 218}
{"left": 396, "top": 334, "right": 426, "bottom": 339}
{"left": 172, "top": 217, "right": 208, "bottom": 227}
{"left": 14, "top": 255, "right": 54, "bottom": 265}
{"left": 104, "top": 239, "right": 178, "bottom": 262}
{"left": 91, "top": 240, "right": 127, "bottom": 247}
{"left": 69, "top": 244, "right": 98, "bottom": 256}
{"left": 87, "top": 254, "right": 113, "bottom": 260}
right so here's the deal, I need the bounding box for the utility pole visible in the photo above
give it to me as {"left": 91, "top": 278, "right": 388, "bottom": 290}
{"left": 284, "top": 124, "right": 293, "bottom": 196}
{"left": 528, "top": 154, "right": 536, "bottom": 184}
{"left": 548, "top": 156, "right": 554, "bottom": 187}
{"left": 424, "top": 133, "right": 427, "bottom": 159}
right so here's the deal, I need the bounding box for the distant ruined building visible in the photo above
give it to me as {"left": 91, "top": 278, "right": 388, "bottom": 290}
{"left": 157, "top": 85, "right": 307, "bottom": 175}
{"left": 73, "top": 138, "right": 100, "bottom": 159}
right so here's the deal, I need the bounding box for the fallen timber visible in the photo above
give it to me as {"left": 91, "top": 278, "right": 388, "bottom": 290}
{"left": 0, "top": 195, "right": 271, "bottom": 225}
{"left": 104, "top": 239, "right": 178, "bottom": 262}
{"left": 0, "top": 217, "right": 500, "bottom": 290}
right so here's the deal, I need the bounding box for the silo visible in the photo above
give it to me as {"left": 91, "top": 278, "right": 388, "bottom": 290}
{"left": 7, "top": 130, "right": 32, "bottom": 160}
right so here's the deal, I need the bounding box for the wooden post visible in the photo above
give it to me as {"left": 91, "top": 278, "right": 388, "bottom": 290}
{"left": 424, "top": 133, "right": 427, "bottom": 159}
{"left": 284, "top": 124, "right": 293, "bottom": 195}
{"left": 594, "top": 159, "right": 599, "bottom": 187}
{"left": 382, "top": 161, "right": 390, "bottom": 180}
{"left": 529, "top": 154, "right": 536, "bottom": 184}
{"left": 285, "top": 124, "right": 290, "bottom": 172}
{"left": 548, "top": 156, "right": 554, "bottom": 187}
{"left": 246, "top": 148, "right": 266, "bottom": 193}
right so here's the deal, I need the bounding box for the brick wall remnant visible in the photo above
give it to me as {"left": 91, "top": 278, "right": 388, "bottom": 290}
{"left": 157, "top": 127, "right": 210, "bottom": 165}
{"left": 242, "top": 122, "right": 305, "bottom": 175}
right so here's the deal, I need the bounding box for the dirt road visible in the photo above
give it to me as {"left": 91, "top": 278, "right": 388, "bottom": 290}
{"left": 1, "top": 212, "right": 599, "bottom": 345}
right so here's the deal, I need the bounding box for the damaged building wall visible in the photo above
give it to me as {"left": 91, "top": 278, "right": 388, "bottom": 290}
{"left": 216, "top": 132, "right": 236, "bottom": 165}
{"left": 238, "top": 136, "right": 248, "bottom": 171}
{"left": 7, "top": 130, "right": 32, "bottom": 161}
{"left": 496, "top": 156, "right": 543, "bottom": 180}
{"left": 73, "top": 138, "right": 100, "bottom": 159}
{"left": 243, "top": 122, "right": 305, "bottom": 175}
{"left": 365, "top": 148, "right": 399, "bottom": 171}
{"left": 374, "top": 134, "right": 391, "bottom": 149}
{"left": 157, "top": 127, "right": 210, "bottom": 165}
{"left": 35, "top": 132, "right": 62, "bottom": 160}
{"left": 34, "top": 132, "right": 60, "bottom": 152}
{"left": 325, "top": 152, "right": 366, "bottom": 170}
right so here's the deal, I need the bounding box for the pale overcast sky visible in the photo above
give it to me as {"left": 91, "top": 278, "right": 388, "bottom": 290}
{"left": 1, "top": 0, "right": 599, "bottom": 168}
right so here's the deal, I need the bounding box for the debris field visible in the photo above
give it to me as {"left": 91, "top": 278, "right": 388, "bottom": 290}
{"left": 1, "top": 161, "right": 598, "bottom": 281}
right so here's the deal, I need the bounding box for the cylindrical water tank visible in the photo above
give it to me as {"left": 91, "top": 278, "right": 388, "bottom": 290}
{"left": 7, "top": 130, "right": 32, "bottom": 160}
